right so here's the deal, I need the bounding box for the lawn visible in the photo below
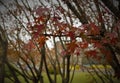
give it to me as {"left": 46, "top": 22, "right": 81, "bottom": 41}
{"left": 4, "top": 64, "right": 120, "bottom": 83}
{"left": 5, "top": 71, "right": 120, "bottom": 83}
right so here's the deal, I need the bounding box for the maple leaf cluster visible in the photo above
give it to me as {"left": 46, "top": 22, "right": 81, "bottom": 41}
{"left": 25, "top": 5, "right": 120, "bottom": 64}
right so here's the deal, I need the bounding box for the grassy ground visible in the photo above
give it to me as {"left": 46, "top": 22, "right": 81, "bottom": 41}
{"left": 5, "top": 71, "right": 120, "bottom": 83}
{"left": 4, "top": 65, "right": 120, "bottom": 83}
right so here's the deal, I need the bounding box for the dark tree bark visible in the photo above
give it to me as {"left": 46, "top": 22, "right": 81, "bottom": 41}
{"left": 0, "top": 26, "right": 8, "bottom": 83}
{"left": 101, "top": 0, "right": 120, "bottom": 19}
{"left": 65, "top": 55, "right": 70, "bottom": 83}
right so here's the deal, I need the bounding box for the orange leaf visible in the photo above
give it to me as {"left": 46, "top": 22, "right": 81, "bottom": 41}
{"left": 37, "top": 36, "right": 48, "bottom": 47}
{"left": 67, "top": 41, "right": 78, "bottom": 53}
{"left": 37, "top": 16, "right": 46, "bottom": 22}
{"left": 24, "top": 40, "right": 35, "bottom": 51}
{"left": 90, "top": 23, "right": 100, "bottom": 35}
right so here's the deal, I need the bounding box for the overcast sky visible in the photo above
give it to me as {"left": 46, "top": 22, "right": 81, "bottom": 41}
{"left": 0, "top": 0, "right": 81, "bottom": 49}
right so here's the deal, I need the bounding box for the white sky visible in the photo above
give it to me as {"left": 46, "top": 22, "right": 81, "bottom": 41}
{"left": 0, "top": 0, "right": 82, "bottom": 49}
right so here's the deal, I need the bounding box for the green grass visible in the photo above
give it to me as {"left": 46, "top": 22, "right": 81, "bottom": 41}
{"left": 38, "top": 72, "right": 120, "bottom": 83}
{"left": 5, "top": 72, "right": 120, "bottom": 83}
{"left": 72, "top": 72, "right": 120, "bottom": 83}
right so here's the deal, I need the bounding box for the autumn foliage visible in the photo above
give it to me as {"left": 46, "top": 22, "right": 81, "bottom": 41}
{"left": 1, "top": 0, "right": 120, "bottom": 83}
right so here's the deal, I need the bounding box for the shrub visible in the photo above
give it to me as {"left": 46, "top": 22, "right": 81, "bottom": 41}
{"left": 48, "top": 65, "right": 60, "bottom": 74}
{"left": 70, "top": 65, "right": 80, "bottom": 71}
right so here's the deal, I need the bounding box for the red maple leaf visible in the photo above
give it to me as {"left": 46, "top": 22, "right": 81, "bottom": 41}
{"left": 67, "top": 41, "right": 78, "bottom": 53}
{"left": 85, "top": 50, "right": 98, "bottom": 58}
{"left": 66, "top": 31, "right": 75, "bottom": 40}
{"left": 32, "top": 24, "right": 45, "bottom": 39}
{"left": 91, "top": 40, "right": 103, "bottom": 48}
{"left": 79, "top": 41, "right": 88, "bottom": 49}
{"left": 89, "top": 23, "right": 100, "bottom": 35}
{"left": 34, "top": 6, "right": 49, "bottom": 16}
{"left": 37, "top": 36, "right": 48, "bottom": 47}
{"left": 35, "top": 16, "right": 46, "bottom": 22}
{"left": 100, "top": 49, "right": 112, "bottom": 62}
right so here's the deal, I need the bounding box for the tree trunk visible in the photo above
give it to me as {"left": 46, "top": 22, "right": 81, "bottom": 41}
{"left": 0, "top": 26, "right": 8, "bottom": 83}
{"left": 42, "top": 46, "right": 53, "bottom": 83}
{"left": 65, "top": 55, "right": 70, "bottom": 83}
